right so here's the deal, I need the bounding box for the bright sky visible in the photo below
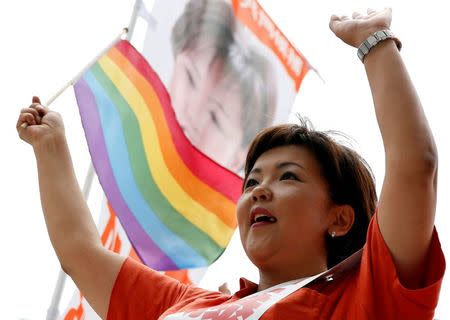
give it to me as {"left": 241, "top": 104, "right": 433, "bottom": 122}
{"left": 1, "top": 0, "right": 449, "bottom": 319}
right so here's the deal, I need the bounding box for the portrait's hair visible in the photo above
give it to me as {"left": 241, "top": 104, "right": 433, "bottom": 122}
{"left": 244, "top": 118, "right": 378, "bottom": 268}
{"left": 171, "top": 0, "right": 277, "bottom": 146}
{"left": 171, "top": 0, "right": 236, "bottom": 59}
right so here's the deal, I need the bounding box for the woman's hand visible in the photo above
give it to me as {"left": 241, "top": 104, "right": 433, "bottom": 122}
{"left": 16, "top": 96, "right": 65, "bottom": 148}
{"left": 329, "top": 8, "right": 392, "bottom": 48}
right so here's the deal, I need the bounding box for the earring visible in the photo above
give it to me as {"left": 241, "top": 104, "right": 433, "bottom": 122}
{"left": 331, "top": 231, "right": 336, "bottom": 238}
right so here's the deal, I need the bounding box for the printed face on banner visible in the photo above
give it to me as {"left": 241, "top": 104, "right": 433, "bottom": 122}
{"left": 169, "top": 49, "right": 245, "bottom": 170}
{"left": 142, "top": 0, "right": 308, "bottom": 173}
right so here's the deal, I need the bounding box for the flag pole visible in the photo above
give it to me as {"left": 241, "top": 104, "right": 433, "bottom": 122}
{"left": 20, "top": 27, "right": 128, "bottom": 130}
{"left": 45, "top": 1, "right": 141, "bottom": 318}
{"left": 126, "top": 0, "right": 143, "bottom": 41}
{"left": 44, "top": 27, "right": 128, "bottom": 108}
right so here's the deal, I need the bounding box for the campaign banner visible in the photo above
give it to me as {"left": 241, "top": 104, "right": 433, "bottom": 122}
{"left": 142, "top": 0, "right": 311, "bottom": 172}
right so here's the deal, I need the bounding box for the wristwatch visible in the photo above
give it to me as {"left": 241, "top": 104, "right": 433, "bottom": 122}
{"left": 357, "top": 29, "right": 402, "bottom": 62}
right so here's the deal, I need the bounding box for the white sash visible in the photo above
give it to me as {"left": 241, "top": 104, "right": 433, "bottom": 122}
{"left": 163, "top": 249, "right": 362, "bottom": 320}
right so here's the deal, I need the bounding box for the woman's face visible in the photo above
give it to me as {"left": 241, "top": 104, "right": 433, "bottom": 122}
{"left": 237, "top": 145, "right": 334, "bottom": 272}
{"left": 169, "top": 49, "right": 245, "bottom": 170}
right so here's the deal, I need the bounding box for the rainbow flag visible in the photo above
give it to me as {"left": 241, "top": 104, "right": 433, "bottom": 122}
{"left": 73, "top": 40, "right": 243, "bottom": 270}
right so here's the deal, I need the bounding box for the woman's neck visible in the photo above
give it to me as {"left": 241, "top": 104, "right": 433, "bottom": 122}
{"left": 257, "top": 262, "right": 327, "bottom": 292}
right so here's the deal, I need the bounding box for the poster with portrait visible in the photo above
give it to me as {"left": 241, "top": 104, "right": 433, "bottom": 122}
{"left": 141, "top": 0, "right": 311, "bottom": 173}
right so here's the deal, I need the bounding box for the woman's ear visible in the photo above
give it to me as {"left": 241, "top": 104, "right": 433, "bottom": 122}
{"left": 328, "top": 205, "right": 355, "bottom": 237}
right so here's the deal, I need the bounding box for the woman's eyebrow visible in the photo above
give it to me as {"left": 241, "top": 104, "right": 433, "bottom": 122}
{"left": 249, "top": 167, "right": 262, "bottom": 175}
{"left": 276, "top": 162, "right": 305, "bottom": 170}
{"left": 249, "top": 162, "right": 305, "bottom": 175}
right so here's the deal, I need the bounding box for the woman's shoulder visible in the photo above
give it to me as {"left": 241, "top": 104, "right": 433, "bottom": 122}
{"left": 108, "top": 257, "right": 222, "bottom": 319}
{"left": 300, "top": 213, "right": 445, "bottom": 319}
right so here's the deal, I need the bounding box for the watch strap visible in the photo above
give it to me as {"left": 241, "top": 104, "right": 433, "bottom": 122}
{"left": 357, "top": 29, "right": 402, "bottom": 62}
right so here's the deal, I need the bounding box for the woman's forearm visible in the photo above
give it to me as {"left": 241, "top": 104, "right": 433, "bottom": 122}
{"left": 364, "top": 40, "right": 437, "bottom": 172}
{"left": 33, "top": 134, "right": 101, "bottom": 273}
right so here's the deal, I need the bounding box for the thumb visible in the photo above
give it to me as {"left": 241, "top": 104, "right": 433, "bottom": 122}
{"left": 32, "top": 96, "right": 41, "bottom": 105}
{"left": 329, "top": 15, "right": 340, "bottom": 32}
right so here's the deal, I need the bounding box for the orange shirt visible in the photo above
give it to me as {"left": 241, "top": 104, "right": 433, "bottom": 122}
{"left": 107, "top": 214, "right": 445, "bottom": 319}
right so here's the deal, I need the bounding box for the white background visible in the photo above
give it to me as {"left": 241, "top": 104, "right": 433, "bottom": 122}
{"left": 1, "top": 0, "right": 448, "bottom": 319}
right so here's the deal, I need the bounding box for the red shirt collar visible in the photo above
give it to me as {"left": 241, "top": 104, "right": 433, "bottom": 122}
{"left": 231, "top": 277, "right": 258, "bottom": 298}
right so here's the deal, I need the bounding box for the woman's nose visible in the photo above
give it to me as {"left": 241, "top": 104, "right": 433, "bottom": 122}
{"left": 177, "top": 99, "right": 208, "bottom": 142}
{"left": 251, "top": 186, "right": 273, "bottom": 202}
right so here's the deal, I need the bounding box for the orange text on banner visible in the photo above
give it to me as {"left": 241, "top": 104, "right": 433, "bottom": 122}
{"left": 101, "top": 203, "right": 123, "bottom": 253}
{"left": 232, "top": 0, "right": 310, "bottom": 91}
{"left": 64, "top": 293, "right": 85, "bottom": 320}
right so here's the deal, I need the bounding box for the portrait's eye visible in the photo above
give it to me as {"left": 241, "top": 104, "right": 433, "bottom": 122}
{"left": 244, "top": 178, "right": 259, "bottom": 190}
{"left": 209, "top": 111, "right": 222, "bottom": 129}
{"left": 186, "top": 68, "right": 196, "bottom": 88}
{"left": 280, "top": 171, "right": 299, "bottom": 181}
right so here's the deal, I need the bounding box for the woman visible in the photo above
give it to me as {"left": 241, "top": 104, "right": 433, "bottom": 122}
{"left": 17, "top": 8, "right": 444, "bottom": 319}
{"left": 169, "top": 0, "right": 277, "bottom": 171}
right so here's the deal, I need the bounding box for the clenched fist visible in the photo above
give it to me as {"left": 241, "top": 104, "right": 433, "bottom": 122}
{"left": 16, "top": 96, "right": 65, "bottom": 148}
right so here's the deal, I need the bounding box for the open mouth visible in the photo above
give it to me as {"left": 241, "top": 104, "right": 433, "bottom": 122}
{"left": 250, "top": 207, "right": 277, "bottom": 227}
